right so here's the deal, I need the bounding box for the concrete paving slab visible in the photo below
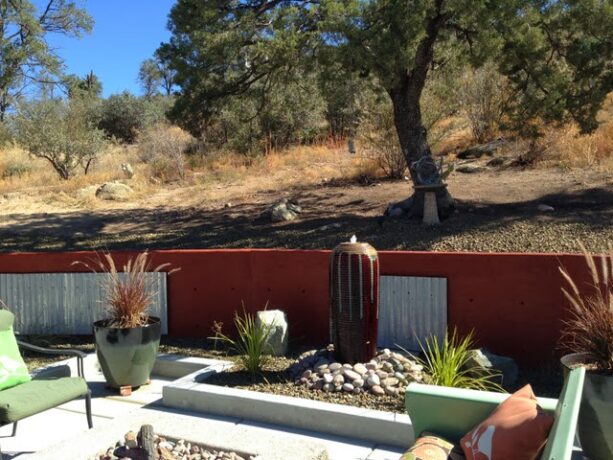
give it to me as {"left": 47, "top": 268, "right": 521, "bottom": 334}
{"left": 238, "top": 419, "right": 375, "bottom": 460}
{"left": 366, "top": 445, "right": 406, "bottom": 460}
{"left": 0, "top": 408, "right": 110, "bottom": 458}
{"left": 26, "top": 407, "right": 328, "bottom": 460}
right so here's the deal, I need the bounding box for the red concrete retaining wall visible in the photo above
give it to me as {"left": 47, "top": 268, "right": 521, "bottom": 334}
{"left": 0, "top": 249, "right": 596, "bottom": 366}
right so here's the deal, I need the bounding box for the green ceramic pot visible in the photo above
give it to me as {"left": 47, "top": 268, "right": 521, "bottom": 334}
{"left": 93, "top": 316, "right": 161, "bottom": 389}
{"left": 561, "top": 352, "right": 613, "bottom": 460}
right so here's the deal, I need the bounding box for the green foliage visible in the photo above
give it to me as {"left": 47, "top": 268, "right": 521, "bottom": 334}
{"left": 0, "top": 0, "right": 93, "bottom": 119}
{"left": 458, "top": 63, "right": 507, "bottom": 143}
{"left": 98, "top": 92, "right": 171, "bottom": 143}
{"left": 14, "top": 97, "right": 105, "bottom": 180}
{"left": 158, "top": 0, "right": 612, "bottom": 182}
{"left": 0, "top": 121, "right": 13, "bottom": 147}
{"left": 417, "top": 329, "right": 504, "bottom": 392}
{"left": 210, "top": 305, "right": 273, "bottom": 379}
{"left": 64, "top": 71, "right": 103, "bottom": 99}
{"left": 138, "top": 57, "right": 175, "bottom": 97}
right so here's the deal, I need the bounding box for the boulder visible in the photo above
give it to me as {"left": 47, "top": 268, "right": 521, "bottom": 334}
{"left": 456, "top": 164, "right": 485, "bottom": 174}
{"left": 268, "top": 199, "right": 302, "bottom": 222}
{"left": 95, "top": 182, "right": 134, "bottom": 201}
{"left": 457, "top": 138, "right": 506, "bottom": 159}
{"left": 255, "top": 309, "right": 288, "bottom": 356}
{"left": 464, "top": 348, "right": 519, "bottom": 387}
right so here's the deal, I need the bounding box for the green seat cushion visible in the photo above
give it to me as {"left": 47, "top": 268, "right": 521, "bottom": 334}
{"left": 0, "top": 327, "right": 31, "bottom": 391}
{"left": 0, "top": 377, "right": 88, "bottom": 423}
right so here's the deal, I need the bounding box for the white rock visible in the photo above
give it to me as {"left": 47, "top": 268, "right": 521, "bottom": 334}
{"left": 95, "top": 182, "right": 133, "bottom": 201}
{"left": 323, "top": 373, "right": 333, "bottom": 384}
{"left": 328, "top": 362, "right": 342, "bottom": 372}
{"left": 343, "top": 369, "right": 361, "bottom": 381}
{"left": 370, "top": 385, "right": 385, "bottom": 396}
{"left": 255, "top": 310, "right": 288, "bottom": 356}
{"left": 366, "top": 374, "right": 380, "bottom": 387}
{"left": 384, "top": 386, "right": 400, "bottom": 396}
{"left": 342, "top": 383, "right": 354, "bottom": 392}
{"left": 353, "top": 363, "right": 367, "bottom": 375}
{"left": 353, "top": 378, "right": 364, "bottom": 388}
{"left": 537, "top": 204, "right": 554, "bottom": 212}
{"left": 333, "top": 374, "right": 345, "bottom": 386}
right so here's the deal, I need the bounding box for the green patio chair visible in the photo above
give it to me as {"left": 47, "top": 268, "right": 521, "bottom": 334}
{"left": 0, "top": 310, "right": 92, "bottom": 460}
{"left": 405, "top": 367, "right": 585, "bottom": 460}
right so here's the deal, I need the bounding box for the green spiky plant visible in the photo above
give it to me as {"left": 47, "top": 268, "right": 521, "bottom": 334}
{"left": 210, "top": 303, "right": 273, "bottom": 379}
{"left": 417, "top": 329, "right": 504, "bottom": 392}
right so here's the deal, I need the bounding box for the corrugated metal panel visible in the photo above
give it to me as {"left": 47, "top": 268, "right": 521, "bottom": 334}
{"left": 0, "top": 273, "right": 167, "bottom": 334}
{"left": 377, "top": 275, "right": 447, "bottom": 352}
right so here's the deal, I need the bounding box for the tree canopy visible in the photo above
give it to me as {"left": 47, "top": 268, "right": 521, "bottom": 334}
{"left": 0, "top": 0, "right": 93, "bottom": 120}
{"left": 159, "top": 0, "right": 612, "bottom": 215}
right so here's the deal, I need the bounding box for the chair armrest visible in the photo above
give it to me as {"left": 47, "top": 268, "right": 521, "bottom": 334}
{"left": 16, "top": 340, "right": 87, "bottom": 378}
{"left": 405, "top": 383, "right": 557, "bottom": 444}
{"left": 16, "top": 341, "right": 87, "bottom": 358}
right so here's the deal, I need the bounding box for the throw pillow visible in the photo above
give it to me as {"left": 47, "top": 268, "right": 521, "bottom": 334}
{"left": 460, "top": 385, "right": 554, "bottom": 460}
{"left": 401, "top": 432, "right": 466, "bottom": 460}
{"left": 0, "top": 328, "right": 31, "bottom": 391}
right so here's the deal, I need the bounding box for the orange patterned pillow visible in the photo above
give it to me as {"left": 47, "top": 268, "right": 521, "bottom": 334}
{"left": 460, "top": 385, "right": 554, "bottom": 460}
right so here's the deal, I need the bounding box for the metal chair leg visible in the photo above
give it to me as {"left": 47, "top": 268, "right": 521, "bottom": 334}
{"left": 85, "top": 390, "right": 93, "bottom": 429}
{"left": 11, "top": 422, "right": 17, "bottom": 437}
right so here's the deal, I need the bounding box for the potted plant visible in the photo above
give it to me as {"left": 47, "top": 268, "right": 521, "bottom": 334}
{"left": 76, "top": 252, "right": 175, "bottom": 392}
{"left": 559, "top": 244, "right": 612, "bottom": 460}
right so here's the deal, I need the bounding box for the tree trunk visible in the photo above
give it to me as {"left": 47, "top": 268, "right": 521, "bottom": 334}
{"left": 387, "top": 82, "right": 454, "bottom": 220}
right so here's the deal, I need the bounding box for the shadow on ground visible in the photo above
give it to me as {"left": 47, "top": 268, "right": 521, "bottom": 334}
{"left": 0, "top": 182, "right": 611, "bottom": 253}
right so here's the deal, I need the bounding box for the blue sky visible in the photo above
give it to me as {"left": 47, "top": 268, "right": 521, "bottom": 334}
{"left": 43, "top": 0, "right": 176, "bottom": 97}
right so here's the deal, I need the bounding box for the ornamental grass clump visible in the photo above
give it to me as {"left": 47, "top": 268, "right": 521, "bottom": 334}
{"left": 559, "top": 243, "right": 613, "bottom": 374}
{"left": 417, "top": 329, "right": 504, "bottom": 392}
{"left": 75, "top": 252, "right": 175, "bottom": 328}
{"left": 211, "top": 304, "right": 273, "bottom": 379}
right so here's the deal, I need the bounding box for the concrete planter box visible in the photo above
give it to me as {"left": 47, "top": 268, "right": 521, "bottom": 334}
{"left": 163, "top": 368, "right": 413, "bottom": 448}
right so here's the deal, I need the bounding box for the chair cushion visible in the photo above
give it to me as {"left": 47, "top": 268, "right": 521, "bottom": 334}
{"left": 0, "top": 327, "right": 31, "bottom": 391}
{"left": 401, "top": 432, "right": 465, "bottom": 459}
{"left": 0, "top": 377, "right": 88, "bottom": 423}
{"left": 460, "top": 385, "right": 554, "bottom": 460}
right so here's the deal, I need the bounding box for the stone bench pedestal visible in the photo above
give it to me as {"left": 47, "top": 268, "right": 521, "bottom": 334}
{"left": 414, "top": 184, "right": 447, "bottom": 226}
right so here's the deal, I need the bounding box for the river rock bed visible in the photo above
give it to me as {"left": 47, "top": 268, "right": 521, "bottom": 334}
{"left": 288, "top": 345, "right": 424, "bottom": 396}
{"left": 89, "top": 431, "right": 252, "bottom": 460}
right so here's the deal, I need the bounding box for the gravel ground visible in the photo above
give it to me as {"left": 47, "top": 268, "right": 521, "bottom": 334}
{"left": 0, "top": 169, "right": 610, "bottom": 253}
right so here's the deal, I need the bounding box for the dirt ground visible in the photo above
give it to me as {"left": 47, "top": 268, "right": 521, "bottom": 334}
{"left": 0, "top": 159, "right": 611, "bottom": 253}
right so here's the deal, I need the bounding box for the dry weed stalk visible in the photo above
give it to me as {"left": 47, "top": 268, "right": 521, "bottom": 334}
{"left": 74, "top": 252, "right": 178, "bottom": 328}
{"left": 559, "top": 242, "right": 613, "bottom": 373}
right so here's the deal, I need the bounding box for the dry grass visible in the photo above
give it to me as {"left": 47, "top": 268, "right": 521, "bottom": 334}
{"left": 559, "top": 243, "right": 613, "bottom": 374}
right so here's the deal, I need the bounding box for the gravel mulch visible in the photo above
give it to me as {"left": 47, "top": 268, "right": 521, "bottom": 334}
{"left": 204, "top": 359, "right": 406, "bottom": 413}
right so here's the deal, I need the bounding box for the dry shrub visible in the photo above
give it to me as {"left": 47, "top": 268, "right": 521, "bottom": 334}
{"left": 559, "top": 243, "right": 613, "bottom": 374}
{"left": 542, "top": 120, "right": 613, "bottom": 170}
{"left": 138, "top": 124, "right": 193, "bottom": 182}
{"left": 74, "top": 252, "right": 177, "bottom": 328}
